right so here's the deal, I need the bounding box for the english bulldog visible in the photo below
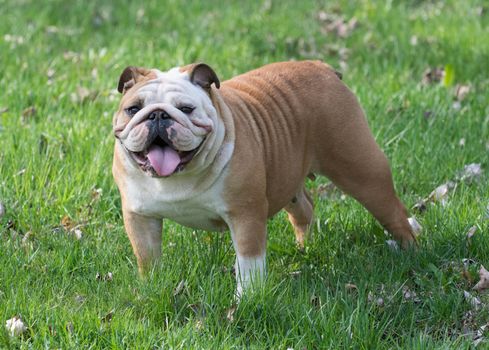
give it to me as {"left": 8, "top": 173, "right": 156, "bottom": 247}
{"left": 112, "top": 61, "right": 419, "bottom": 296}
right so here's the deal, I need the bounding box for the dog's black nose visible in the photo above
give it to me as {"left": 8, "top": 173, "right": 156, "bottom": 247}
{"left": 148, "top": 109, "right": 171, "bottom": 120}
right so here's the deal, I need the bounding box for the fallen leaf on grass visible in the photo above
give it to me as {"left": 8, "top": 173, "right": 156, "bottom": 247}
{"left": 412, "top": 200, "right": 427, "bottom": 213}
{"left": 464, "top": 290, "right": 482, "bottom": 310}
{"left": 462, "top": 267, "right": 474, "bottom": 284}
{"left": 71, "top": 228, "right": 83, "bottom": 240}
{"left": 473, "top": 324, "right": 487, "bottom": 346}
{"left": 74, "top": 295, "right": 86, "bottom": 304}
{"left": 101, "top": 309, "right": 114, "bottom": 323}
{"left": 66, "top": 322, "right": 74, "bottom": 334}
{"left": 457, "top": 163, "right": 483, "bottom": 183}
{"left": 0, "top": 201, "right": 5, "bottom": 218}
{"left": 63, "top": 51, "right": 81, "bottom": 62}
{"left": 91, "top": 188, "right": 103, "bottom": 202}
{"left": 61, "top": 215, "right": 84, "bottom": 240}
{"left": 96, "top": 272, "right": 113, "bottom": 282}
{"left": 473, "top": 266, "right": 489, "bottom": 292}
{"left": 5, "top": 316, "right": 27, "bottom": 337}
{"left": 455, "top": 84, "right": 471, "bottom": 101}
{"left": 310, "top": 294, "right": 321, "bottom": 308}
{"left": 466, "top": 226, "right": 477, "bottom": 245}
{"left": 71, "top": 86, "right": 98, "bottom": 103}
{"left": 422, "top": 67, "right": 444, "bottom": 84}
{"left": 402, "top": 286, "right": 421, "bottom": 303}
{"left": 15, "top": 168, "right": 26, "bottom": 177}
{"left": 314, "top": 182, "right": 343, "bottom": 199}
{"left": 21, "top": 106, "right": 36, "bottom": 123}
{"left": 61, "top": 215, "right": 75, "bottom": 231}
{"left": 414, "top": 164, "right": 483, "bottom": 213}
{"left": 429, "top": 182, "right": 454, "bottom": 205}
{"left": 408, "top": 217, "right": 423, "bottom": 236}
{"left": 317, "top": 12, "right": 358, "bottom": 38}
{"left": 173, "top": 280, "right": 187, "bottom": 296}
{"left": 226, "top": 304, "right": 237, "bottom": 322}
{"left": 21, "top": 231, "right": 32, "bottom": 245}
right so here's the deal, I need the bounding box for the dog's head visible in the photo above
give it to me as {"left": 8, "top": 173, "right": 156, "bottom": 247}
{"left": 113, "top": 63, "right": 220, "bottom": 177}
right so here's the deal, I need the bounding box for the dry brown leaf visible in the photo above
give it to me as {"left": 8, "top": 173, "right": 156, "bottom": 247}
{"left": 428, "top": 181, "right": 455, "bottom": 206}
{"left": 464, "top": 290, "right": 482, "bottom": 310}
{"left": 317, "top": 12, "right": 358, "bottom": 38}
{"left": 21, "top": 106, "right": 36, "bottom": 122}
{"left": 430, "top": 183, "right": 449, "bottom": 202}
{"left": 422, "top": 67, "right": 444, "bottom": 84}
{"left": 91, "top": 187, "right": 102, "bottom": 201}
{"left": 71, "top": 86, "right": 98, "bottom": 103}
{"left": 402, "top": 286, "right": 420, "bottom": 302}
{"left": 412, "top": 200, "right": 427, "bottom": 213}
{"left": 61, "top": 215, "right": 75, "bottom": 231}
{"left": 101, "top": 309, "right": 114, "bottom": 323}
{"left": 66, "top": 322, "right": 74, "bottom": 334}
{"left": 226, "top": 304, "right": 237, "bottom": 322}
{"left": 21, "top": 231, "right": 32, "bottom": 245}
{"left": 462, "top": 268, "right": 474, "bottom": 284}
{"left": 173, "top": 280, "right": 187, "bottom": 296}
{"left": 455, "top": 84, "right": 471, "bottom": 101}
{"left": 310, "top": 294, "right": 321, "bottom": 308}
{"left": 473, "top": 265, "right": 489, "bottom": 292}
{"left": 466, "top": 226, "right": 477, "bottom": 245}
{"left": 315, "top": 182, "right": 342, "bottom": 199}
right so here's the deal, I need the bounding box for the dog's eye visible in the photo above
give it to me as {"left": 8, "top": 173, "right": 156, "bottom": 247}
{"left": 125, "top": 106, "right": 141, "bottom": 116}
{"left": 179, "top": 106, "right": 195, "bottom": 114}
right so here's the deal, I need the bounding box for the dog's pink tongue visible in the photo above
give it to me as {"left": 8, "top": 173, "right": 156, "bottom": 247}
{"left": 147, "top": 144, "right": 181, "bottom": 177}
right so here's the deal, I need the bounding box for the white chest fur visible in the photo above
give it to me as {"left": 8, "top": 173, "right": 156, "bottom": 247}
{"left": 122, "top": 169, "right": 229, "bottom": 231}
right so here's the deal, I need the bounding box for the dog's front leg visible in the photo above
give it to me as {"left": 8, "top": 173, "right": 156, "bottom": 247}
{"left": 122, "top": 208, "right": 162, "bottom": 275}
{"left": 229, "top": 215, "right": 267, "bottom": 298}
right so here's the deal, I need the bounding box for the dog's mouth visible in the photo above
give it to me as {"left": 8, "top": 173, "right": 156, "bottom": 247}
{"left": 129, "top": 136, "right": 201, "bottom": 177}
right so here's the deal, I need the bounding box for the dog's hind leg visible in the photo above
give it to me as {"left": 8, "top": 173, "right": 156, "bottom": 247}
{"left": 285, "top": 185, "right": 314, "bottom": 249}
{"left": 317, "top": 143, "right": 416, "bottom": 248}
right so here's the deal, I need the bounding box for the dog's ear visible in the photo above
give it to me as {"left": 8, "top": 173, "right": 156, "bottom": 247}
{"left": 182, "top": 63, "right": 220, "bottom": 89}
{"left": 117, "top": 66, "right": 152, "bottom": 94}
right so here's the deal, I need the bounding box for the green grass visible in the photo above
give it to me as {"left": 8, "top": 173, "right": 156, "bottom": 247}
{"left": 1, "top": 0, "right": 488, "bottom": 348}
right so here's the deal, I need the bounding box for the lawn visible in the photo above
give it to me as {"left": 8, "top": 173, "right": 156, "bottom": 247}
{"left": 1, "top": 0, "right": 488, "bottom": 348}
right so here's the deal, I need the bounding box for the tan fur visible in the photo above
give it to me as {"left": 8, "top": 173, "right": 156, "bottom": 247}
{"left": 213, "top": 61, "right": 415, "bottom": 259}
{"left": 113, "top": 60, "right": 416, "bottom": 280}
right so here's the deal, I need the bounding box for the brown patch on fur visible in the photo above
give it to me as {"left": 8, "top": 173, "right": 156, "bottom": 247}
{"left": 117, "top": 67, "right": 156, "bottom": 94}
